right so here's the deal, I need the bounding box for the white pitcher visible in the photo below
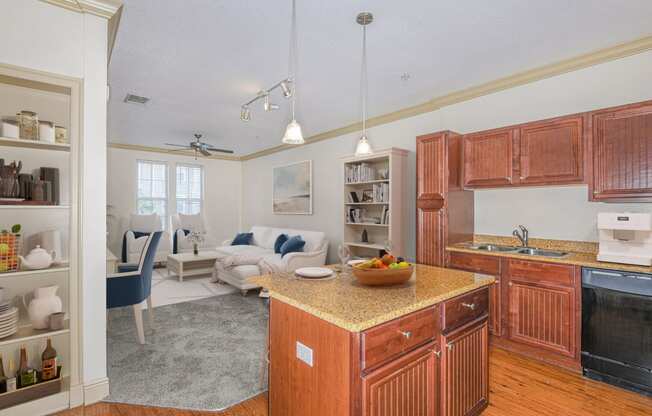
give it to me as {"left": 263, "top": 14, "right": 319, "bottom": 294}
{"left": 23, "top": 285, "right": 63, "bottom": 329}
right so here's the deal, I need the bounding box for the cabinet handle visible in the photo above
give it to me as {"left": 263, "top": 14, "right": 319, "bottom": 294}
{"left": 461, "top": 302, "right": 476, "bottom": 310}
{"left": 399, "top": 330, "right": 412, "bottom": 339}
{"left": 447, "top": 342, "right": 454, "bottom": 351}
{"left": 508, "top": 282, "right": 513, "bottom": 287}
{"left": 433, "top": 350, "right": 441, "bottom": 358}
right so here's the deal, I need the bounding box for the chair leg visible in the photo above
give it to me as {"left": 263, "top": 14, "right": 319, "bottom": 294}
{"left": 133, "top": 303, "right": 145, "bottom": 344}
{"left": 241, "top": 289, "right": 248, "bottom": 297}
{"left": 146, "top": 296, "right": 154, "bottom": 329}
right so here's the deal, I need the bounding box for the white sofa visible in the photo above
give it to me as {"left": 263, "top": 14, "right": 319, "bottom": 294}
{"left": 171, "top": 213, "right": 218, "bottom": 253}
{"left": 123, "top": 214, "right": 171, "bottom": 264}
{"left": 213, "top": 225, "right": 328, "bottom": 295}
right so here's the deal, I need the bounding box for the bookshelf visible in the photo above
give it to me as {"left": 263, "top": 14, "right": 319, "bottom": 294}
{"left": 342, "top": 148, "right": 408, "bottom": 259}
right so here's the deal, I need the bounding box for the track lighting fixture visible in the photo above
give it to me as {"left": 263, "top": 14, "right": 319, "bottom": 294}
{"left": 240, "top": 105, "right": 251, "bottom": 122}
{"left": 264, "top": 94, "right": 280, "bottom": 111}
{"left": 279, "top": 79, "right": 293, "bottom": 98}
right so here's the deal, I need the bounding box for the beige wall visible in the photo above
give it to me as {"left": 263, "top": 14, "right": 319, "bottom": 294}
{"left": 242, "top": 50, "right": 652, "bottom": 262}
{"left": 107, "top": 147, "right": 243, "bottom": 255}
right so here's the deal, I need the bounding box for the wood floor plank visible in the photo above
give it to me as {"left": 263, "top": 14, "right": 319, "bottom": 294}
{"left": 56, "top": 348, "right": 652, "bottom": 416}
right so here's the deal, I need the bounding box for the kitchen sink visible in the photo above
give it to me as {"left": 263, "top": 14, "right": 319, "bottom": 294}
{"left": 516, "top": 248, "right": 569, "bottom": 258}
{"left": 468, "top": 244, "right": 519, "bottom": 252}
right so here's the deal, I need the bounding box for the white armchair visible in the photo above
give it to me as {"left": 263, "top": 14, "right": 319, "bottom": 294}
{"left": 123, "top": 214, "right": 171, "bottom": 264}
{"left": 171, "top": 213, "right": 217, "bottom": 254}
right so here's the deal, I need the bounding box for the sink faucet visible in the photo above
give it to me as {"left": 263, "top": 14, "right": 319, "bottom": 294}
{"left": 512, "top": 225, "right": 529, "bottom": 247}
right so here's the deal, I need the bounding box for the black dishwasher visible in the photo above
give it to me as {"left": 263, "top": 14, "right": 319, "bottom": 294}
{"left": 582, "top": 268, "right": 652, "bottom": 396}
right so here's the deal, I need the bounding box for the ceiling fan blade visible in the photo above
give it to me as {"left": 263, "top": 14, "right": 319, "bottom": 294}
{"left": 164, "top": 143, "right": 191, "bottom": 148}
{"left": 167, "top": 148, "right": 193, "bottom": 152}
{"left": 204, "top": 147, "right": 235, "bottom": 154}
{"left": 199, "top": 148, "right": 212, "bottom": 157}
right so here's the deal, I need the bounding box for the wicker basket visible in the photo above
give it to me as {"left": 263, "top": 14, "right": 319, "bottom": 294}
{"left": 0, "top": 233, "right": 21, "bottom": 273}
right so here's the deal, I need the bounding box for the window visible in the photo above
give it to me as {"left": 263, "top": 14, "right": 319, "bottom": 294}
{"left": 176, "top": 164, "right": 203, "bottom": 215}
{"left": 137, "top": 160, "right": 168, "bottom": 228}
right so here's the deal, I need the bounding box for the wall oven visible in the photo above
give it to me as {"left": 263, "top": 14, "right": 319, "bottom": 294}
{"left": 582, "top": 268, "right": 652, "bottom": 396}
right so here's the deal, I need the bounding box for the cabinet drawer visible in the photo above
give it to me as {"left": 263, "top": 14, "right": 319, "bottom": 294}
{"left": 448, "top": 251, "right": 501, "bottom": 275}
{"left": 442, "top": 288, "right": 489, "bottom": 333}
{"left": 507, "top": 259, "right": 575, "bottom": 286}
{"left": 362, "top": 306, "right": 439, "bottom": 371}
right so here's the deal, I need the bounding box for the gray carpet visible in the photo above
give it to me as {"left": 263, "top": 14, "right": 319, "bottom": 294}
{"left": 106, "top": 293, "right": 268, "bottom": 411}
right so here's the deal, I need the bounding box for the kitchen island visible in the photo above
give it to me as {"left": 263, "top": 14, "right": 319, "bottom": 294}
{"left": 250, "top": 264, "right": 495, "bottom": 416}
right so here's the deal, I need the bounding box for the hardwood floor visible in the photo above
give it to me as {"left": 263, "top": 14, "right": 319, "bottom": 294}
{"left": 57, "top": 348, "right": 651, "bottom": 416}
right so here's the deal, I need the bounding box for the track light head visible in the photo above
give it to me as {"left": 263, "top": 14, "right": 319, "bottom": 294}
{"left": 280, "top": 79, "right": 293, "bottom": 98}
{"left": 264, "top": 94, "right": 280, "bottom": 111}
{"left": 240, "top": 105, "right": 251, "bottom": 122}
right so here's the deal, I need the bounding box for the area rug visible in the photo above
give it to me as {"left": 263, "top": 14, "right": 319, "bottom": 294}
{"left": 106, "top": 294, "right": 269, "bottom": 411}
{"left": 148, "top": 268, "right": 236, "bottom": 308}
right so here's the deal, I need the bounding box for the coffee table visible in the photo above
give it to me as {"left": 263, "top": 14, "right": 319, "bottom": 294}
{"left": 166, "top": 251, "right": 221, "bottom": 282}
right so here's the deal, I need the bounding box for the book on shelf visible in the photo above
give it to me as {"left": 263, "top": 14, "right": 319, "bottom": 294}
{"left": 348, "top": 191, "right": 360, "bottom": 203}
{"left": 380, "top": 206, "right": 390, "bottom": 224}
{"left": 372, "top": 182, "right": 389, "bottom": 202}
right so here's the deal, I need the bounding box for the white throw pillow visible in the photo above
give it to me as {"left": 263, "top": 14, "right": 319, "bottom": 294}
{"left": 178, "top": 213, "right": 205, "bottom": 232}
{"left": 130, "top": 214, "right": 161, "bottom": 232}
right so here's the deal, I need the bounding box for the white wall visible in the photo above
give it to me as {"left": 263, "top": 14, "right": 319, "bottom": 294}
{"left": 1, "top": 0, "right": 109, "bottom": 397}
{"left": 107, "top": 148, "right": 242, "bottom": 254}
{"left": 242, "top": 51, "right": 652, "bottom": 261}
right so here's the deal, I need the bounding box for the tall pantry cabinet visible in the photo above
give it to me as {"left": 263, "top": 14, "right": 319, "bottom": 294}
{"left": 416, "top": 131, "right": 474, "bottom": 266}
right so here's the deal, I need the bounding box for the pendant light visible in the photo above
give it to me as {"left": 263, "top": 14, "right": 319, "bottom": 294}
{"left": 355, "top": 12, "right": 374, "bottom": 156}
{"left": 282, "top": 0, "right": 304, "bottom": 145}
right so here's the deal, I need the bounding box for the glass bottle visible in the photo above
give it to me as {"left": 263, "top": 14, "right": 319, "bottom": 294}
{"left": 6, "top": 360, "right": 16, "bottom": 392}
{"left": 0, "top": 353, "right": 6, "bottom": 393}
{"left": 41, "top": 338, "right": 58, "bottom": 381}
{"left": 17, "top": 345, "right": 37, "bottom": 388}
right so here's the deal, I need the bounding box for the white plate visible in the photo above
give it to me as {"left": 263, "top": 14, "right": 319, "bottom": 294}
{"left": 295, "top": 267, "right": 333, "bottom": 278}
{"left": 347, "top": 259, "right": 367, "bottom": 266}
{"left": 0, "top": 326, "right": 17, "bottom": 339}
{"left": 0, "top": 307, "right": 18, "bottom": 319}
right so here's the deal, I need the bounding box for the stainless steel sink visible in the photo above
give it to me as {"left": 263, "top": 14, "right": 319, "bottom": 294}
{"left": 516, "top": 248, "right": 569, "bottom": 258}
{"left": 468, "top": 244, "right": 519, "bottom": 252}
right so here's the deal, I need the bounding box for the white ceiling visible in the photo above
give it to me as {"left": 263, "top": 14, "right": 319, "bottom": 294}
{"left": 108, "top": 0, "right": 652, "bottom": 156}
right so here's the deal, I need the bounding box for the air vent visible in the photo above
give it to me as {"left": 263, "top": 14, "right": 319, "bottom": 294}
{"left": 124, "top": 93, "right": 150, "bottom": 105}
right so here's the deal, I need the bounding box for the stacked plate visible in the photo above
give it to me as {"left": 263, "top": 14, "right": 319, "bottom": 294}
{"left": 0, "top": 305, "right": 18, "bottom": 339}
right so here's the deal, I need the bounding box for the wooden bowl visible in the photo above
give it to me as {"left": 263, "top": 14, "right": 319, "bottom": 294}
{"left": 351, "top": 265, "right": 414, "bottom": 286}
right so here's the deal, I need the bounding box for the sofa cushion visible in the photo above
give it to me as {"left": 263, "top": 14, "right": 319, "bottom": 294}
{"left": 274, "top": 234, "right": 288, "bottom": 254}
{"left": 215, "top": 245, "right": 272, "bottom": 257}
{"left": 251, "top": 226, "right": 276, "bottom": 249}
{"left": 232, "top": 232, "right": 253, "bottom": 245}
{"left": 280, "top": 236, "right": 306, "bottom": 257}
{"left": 250, "top": 226, "right": 326, "bottom": 252}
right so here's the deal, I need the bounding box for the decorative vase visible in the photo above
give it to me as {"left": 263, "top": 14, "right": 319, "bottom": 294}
{"left": 23, "top": 285, "right": 63, "bottom": 329}
{"left": 193, "top": 243, "right": 199, "bottom": 255}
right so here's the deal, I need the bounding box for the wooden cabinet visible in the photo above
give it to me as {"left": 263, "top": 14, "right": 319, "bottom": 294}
{"left": 441, "top": 319, "right": 489, "bottom": 416}
{"left": 417, "top": 131, "right": 473, "bottom": 266}
{"left": 447, "top": 251, "right": 502, "bottom": 336}
{"left": 519, "top": 115, "right": 584, "bottom": 185}
{"left": 590, "top": 101, "right": 652, "bottom": 200}
{"left": 505, "top": 260, "right": 578, "bottom": 359}
{"left": 463, "top": 128, "right": 515, "bottom": 187}
{"left": 362, "top": 342, "right": 440, "bottom": 416}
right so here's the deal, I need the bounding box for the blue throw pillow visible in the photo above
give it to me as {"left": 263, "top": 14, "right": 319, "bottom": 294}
{"left": 231, "top": 232, "right": 253, "bottom": 246}
{"left": 274, "top": 234, "right": 289, "bottom": 254}
{"left": 280, "top": 235, "right": 305, "bottom": 257}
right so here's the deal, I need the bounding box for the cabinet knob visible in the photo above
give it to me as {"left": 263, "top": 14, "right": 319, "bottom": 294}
{"left": 433, "top": 350, "right": 441, "bottom": 358}
{"left": 447, "top": 342, "right": 454, "bottom": 351}
{"left": 461, "top": 302, "right": 476, "bottom": 310}
{"left": 508, "top": 282, "right": 513, "bottom": 287}
{"left": 399, "top": 330, "right": 412, "bottom": 339}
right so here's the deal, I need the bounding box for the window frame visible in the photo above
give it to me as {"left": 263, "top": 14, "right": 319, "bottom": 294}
{"left": 175, "top": 163, "right": 204, "bottom": 215}
{"left": 135, "top": 159, "right": 169, "bottom": 229}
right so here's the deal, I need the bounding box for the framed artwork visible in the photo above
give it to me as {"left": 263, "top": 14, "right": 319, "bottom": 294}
{"left": 273, "top": 160, "right": 313, "bottom": 215}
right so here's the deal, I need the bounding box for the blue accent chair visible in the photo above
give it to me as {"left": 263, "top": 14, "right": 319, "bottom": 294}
{"left": 107, "top": 231, "right": 162, "bottom": 344}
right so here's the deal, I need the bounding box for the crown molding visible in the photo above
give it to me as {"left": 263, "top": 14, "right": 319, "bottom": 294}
{"left": 108, "top": 142, "right": 242, "bottom": 161}
{"left": 241, "top": 35, "right": 652, "bottom": 161}
{"left": 41, "top": 0, "right": 123, "bottom": 19}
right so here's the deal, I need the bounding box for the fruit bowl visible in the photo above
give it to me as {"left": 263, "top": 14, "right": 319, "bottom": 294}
{"left": 352, "top": 264, "right": 414, "bottom": 287}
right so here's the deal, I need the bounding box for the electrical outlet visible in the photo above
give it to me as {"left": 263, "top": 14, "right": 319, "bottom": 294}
{"left": 296, "top": 341, "right": 313, "bottom": 367}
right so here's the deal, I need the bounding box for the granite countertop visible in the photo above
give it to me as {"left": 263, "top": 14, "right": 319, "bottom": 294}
{"left": 249, "top": 265, "right": 495, "bottom": 332}
{"left": 447, "top": 241, "right": 652, "bottom": 275}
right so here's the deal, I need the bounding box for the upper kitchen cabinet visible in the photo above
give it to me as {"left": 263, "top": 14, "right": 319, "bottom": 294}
{"left": 463, "top": 128, "right": 516, "bottom": 188}
{"left": 590, "top": 101, "right": 652, "bottom": 201}
{"left": 518, "top": 115, "right": 585, "bottom": 185}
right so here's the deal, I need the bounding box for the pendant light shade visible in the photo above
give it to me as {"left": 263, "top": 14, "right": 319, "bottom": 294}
{"left": 282, "top": 119, "right": 304, "bottom": 144}
{"left": 355, "top": 12, "right": 373, "bottom": 156}
{"left": 282, "top": 0, "right": 304, "bottom": 145}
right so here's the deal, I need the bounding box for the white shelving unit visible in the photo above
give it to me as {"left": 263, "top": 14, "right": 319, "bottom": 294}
{"left": 0, "top": 64, "right": 81, "bottom": 414}
{"left": 342, "top": 148, "right": 408, "bottom": 258}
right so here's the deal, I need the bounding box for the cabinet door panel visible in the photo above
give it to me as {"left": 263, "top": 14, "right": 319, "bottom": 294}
{"left": 463, "top": 129, "right": 515, "bottom": 187}
{"left": 592, "top": 102, "right": 652, "bottom": 200}
{"left": 417, "top": 133, "right": 447, "bottom": 200}
{"left": 507, "top": 281, "right": 575, "bottom": 357}
{"left": 362, "top": 342, "right": 439, "bottom": 416}
{"left": 519, "top": 115, "right": 583, "bottom": 185}
{"left": 417, "top": 207, "right": 445, "bottom": 266}
{"left": 441, "top": 319, "right": 489, "bottom": 416}
{"left": 489, "top": 280, "right": 502, "bottom": 336}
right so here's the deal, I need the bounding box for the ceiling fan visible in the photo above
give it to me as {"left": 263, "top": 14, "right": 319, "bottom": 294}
{"left": 165, "top": 134, "right": 234, "bottom": 158}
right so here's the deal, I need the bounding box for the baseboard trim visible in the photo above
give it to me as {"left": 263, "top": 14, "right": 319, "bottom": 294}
{"left": 69, "top": 383, "right": 84, "bottom": 408}
{"left": 84, "top": 377, "right": 110, "bottom": 405}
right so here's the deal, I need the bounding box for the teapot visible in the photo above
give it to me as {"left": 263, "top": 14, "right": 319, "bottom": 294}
{"left": 19, "top": 245, "right": 55, "bottom": 270}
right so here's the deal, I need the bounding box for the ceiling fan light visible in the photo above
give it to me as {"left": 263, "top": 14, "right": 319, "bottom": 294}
{"left": 355, "top": 135, "right": 373, "bottom": 157}
{"left": 280, "top": 80, "right": 293, "bottom": 98}
{"left": 240, "top": 105, "right": 251, "bottom": 122}
{"left": 282, "top": 119, "right": 304, "bottom": 145}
